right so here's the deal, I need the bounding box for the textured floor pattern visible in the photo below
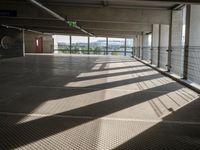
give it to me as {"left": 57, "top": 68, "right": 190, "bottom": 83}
{"left": 0, "top": 54, "right": 200, "bottom": 150}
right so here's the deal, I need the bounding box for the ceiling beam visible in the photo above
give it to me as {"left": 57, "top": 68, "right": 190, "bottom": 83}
{"left": 0, "top": 17, "right": 152, "bottom": 32}
{"left": 0, "top": 2, "right": 171, "bottom": 24}
{"left": 0, "top": 0, "right": 175, "bottom": 10}
{"left": 22, "top": 26, "right": 140, "bottom": 37}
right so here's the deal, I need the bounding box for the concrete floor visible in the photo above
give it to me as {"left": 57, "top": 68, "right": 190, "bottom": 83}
{"left": 0, "top": 54, "right": 200, "bottom": 150}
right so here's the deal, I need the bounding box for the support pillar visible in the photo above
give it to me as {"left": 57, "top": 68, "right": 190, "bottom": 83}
{"left": 22, "top": 29, "right": 25, "bottom": 56}
{"left": 69, "top": 35, "right": 72, "bottom": 54}
{"left": 183, "top": 4, "right": 200, "bottom": 85}
{"left": 183, "top": 5, "right": 191, "bottom": 80}
{"left": 132, "top": 38, "right": 135, "bottom": 57}
{"left": 152, "top": 24, "right": 160, "bottom": 66}
{"left": 139, "top": 34, "right": 143, "bottom": 59}
{"left": 159, "top": 24, "right": 170, "bottom": 70}
{"left": 88, "top": 36, "right": 90, "bottom": 55}
{"left": 167, "top": 11, "right": 173, "bottom": 72}
{"left": 106, "top": 37, "right": 108, "bottom": 55}
{"left": 170, "top": 9, "right": 185, "bottom": 76}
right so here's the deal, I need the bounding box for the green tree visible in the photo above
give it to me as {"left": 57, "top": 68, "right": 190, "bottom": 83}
{"left": 111, "top": 50, "right": 119, "bottom": 55}
{"left": 94, "top": 47, "right": 102, "bottom": 54}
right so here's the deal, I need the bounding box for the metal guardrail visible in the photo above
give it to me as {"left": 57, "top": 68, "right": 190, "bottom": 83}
{"left": 54, "top": 47, "right": 133, "bottom": 56}
{"left": 134, "top": 46, "right": 200, "bottom": 89}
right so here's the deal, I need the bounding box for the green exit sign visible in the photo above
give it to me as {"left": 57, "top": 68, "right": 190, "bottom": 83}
{"left": 67, "top": 21, "right": 77, "bottom": 28}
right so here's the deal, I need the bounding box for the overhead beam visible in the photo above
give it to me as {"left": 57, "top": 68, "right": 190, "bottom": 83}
{"left": 1, "top": 1, "right": 199, "bottom": 9}
{"left": 80, "top": 21, "right": 152, "bottom": 32}
{"left": 41, "top": 5, "right": 172, "bottom": 24}
{"left": 0, "top": 2, "right": 171, "bottom": 24}
{"left": 28, "top": 0, "right": 94, "bottom": 36}
{"left": 0, "top": 17, "right": 152, "bottom": 32}
{"left": 106, "top": 0, "right": 200, "bottom": 3}
{"left": 20, "top": 26, "right": 140, "bottom": 37}
{"left": 0, "top": 0, "right": 175, "bottom": 10}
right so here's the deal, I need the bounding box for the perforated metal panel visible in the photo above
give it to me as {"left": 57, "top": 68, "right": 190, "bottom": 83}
{"left": 187, "top": 47, "right": 200, "bottom": 84}
{"left": 152, "top": 47, "right": 158, "bottom": 65}
{"left": 171, "top": 47, "right": 184, "bottom": 77}
{"left": 143, "top": 47, "right": 151, "bottom": 62}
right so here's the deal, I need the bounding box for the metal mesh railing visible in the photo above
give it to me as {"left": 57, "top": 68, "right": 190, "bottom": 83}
{"left": 134, "top": 46, "right": 200, "bottom": 87}
{"left": 142, "top": 47, "right": 151, "bottom": 62}
{"left": 151, "top": 47, "right": 159, "bottom": 66}
{"left": 54, "top": 47, "right": 133, "bottom": 56}
{"left": 159, "top": 47, "right": 168, "bottom": 70}
{"left": 133, "top": 47, "right": 140, "bottom": 58}
{"left": 187, "top": 46, "right": 200, "bottom": 85}
{"left": 170, "top": 46, "right": 184, "bottom": 77}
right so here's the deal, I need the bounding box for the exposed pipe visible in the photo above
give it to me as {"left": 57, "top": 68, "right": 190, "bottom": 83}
{"left": 29, "top": 0, "right": 65, "bottom": 22}
{"left": 2, "top": 24, "right": 23, "bottom": 31}
{"left": 1, "top": 24, "right": 51, "bottom": 35}
{"left": 28, "top": 0, "right": 94, "bottom": 36}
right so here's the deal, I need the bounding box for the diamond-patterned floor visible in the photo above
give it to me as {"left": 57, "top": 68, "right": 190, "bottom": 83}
{"left": 0, "top": 54, "right": 199, "bottom": 150}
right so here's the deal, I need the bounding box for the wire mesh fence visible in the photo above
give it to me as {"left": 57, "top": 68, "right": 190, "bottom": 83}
{"left": 187, "top": 46, "right": 200, "bottom": 85}
{"left": 159, "top": 47, "right": 168, "bottom": 70}
{"left": 170, "top": 46, "right": 184, "bottom": 77}
{"left": 54, "top": 46, "right": 133, "bottom": 56}
{"left": 151, "top": 47, "right": 159, "bottom": 66}
{"left": 142, "top": 47, "right": 151, "bottom": 62}
{"left": 133, "top": 47, "right": 140, "bottom": 58}
{"left": 134, "top": 46, "right": 200, "bottom": 87}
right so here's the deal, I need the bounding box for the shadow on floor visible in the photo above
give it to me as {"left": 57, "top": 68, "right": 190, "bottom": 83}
{"left": 114, "top": 96, "right": 200, "bottom": 150}
{"left": 0, "top": 55, "right": 199, "bottom": 149}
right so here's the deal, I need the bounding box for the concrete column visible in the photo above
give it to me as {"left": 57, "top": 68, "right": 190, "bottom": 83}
{"left": 124, "top": 38, "right": 127, "bottom": 56}
{"left": 135, "top": 36, "right": 139, "bottom": 58}
{"left": 69, "top": 35, "right": 72, "bottom": 54}
{"left": 183, "top": 5, "right": 200, "bottom": 84}
{"left": 183, "top": 5, "right": 190, "bottom": 80}
{"left": 106, "top": 37, "right": 108, "bottom": 55}
{"left": 22, "top": 29, "right": 25, "bottom": 56}
{"left": 152, "top": 24, "right": 159, "bottom": 66}
{"left": 88, "top": 36, "right": 90, "bottom": 55}
{"left": 134, "top": 36, "right": 138, "bottom": 57}
{"left": 139, "top": 34, "right": 143, "bottom": 59}
{"left": 170, "top": 10, "right": 184, "bottom": 76}
{"left": 159, "top": 24, "right": 169, "bottom": 70}
{"left": 132, "top": 38, "right": 135, "bottom": 57}
{"left": 167, "top": 11, "right": 173, "bottom": 72}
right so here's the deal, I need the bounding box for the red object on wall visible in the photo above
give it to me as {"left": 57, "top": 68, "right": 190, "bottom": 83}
{"left": 35, "top": 37, "right": 43, "bottom": 53}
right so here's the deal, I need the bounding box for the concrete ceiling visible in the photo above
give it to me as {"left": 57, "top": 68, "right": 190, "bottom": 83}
{"left": 0, "top": 0, "right": 193, "bottom": 37}
{"left": 38, "top": 0, "right": 177, "bottom": 9}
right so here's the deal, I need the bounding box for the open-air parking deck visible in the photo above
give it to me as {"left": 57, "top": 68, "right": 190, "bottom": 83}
{"left": 0, "top": 54, "right": 199, "bottom": 149}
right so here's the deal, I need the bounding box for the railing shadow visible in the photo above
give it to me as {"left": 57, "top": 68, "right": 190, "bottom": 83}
{"left": 114, "top": 96, "right": 200, "bottom": 150}
{"left": 0, "top": 54, "right": 198, "bottom": 149}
